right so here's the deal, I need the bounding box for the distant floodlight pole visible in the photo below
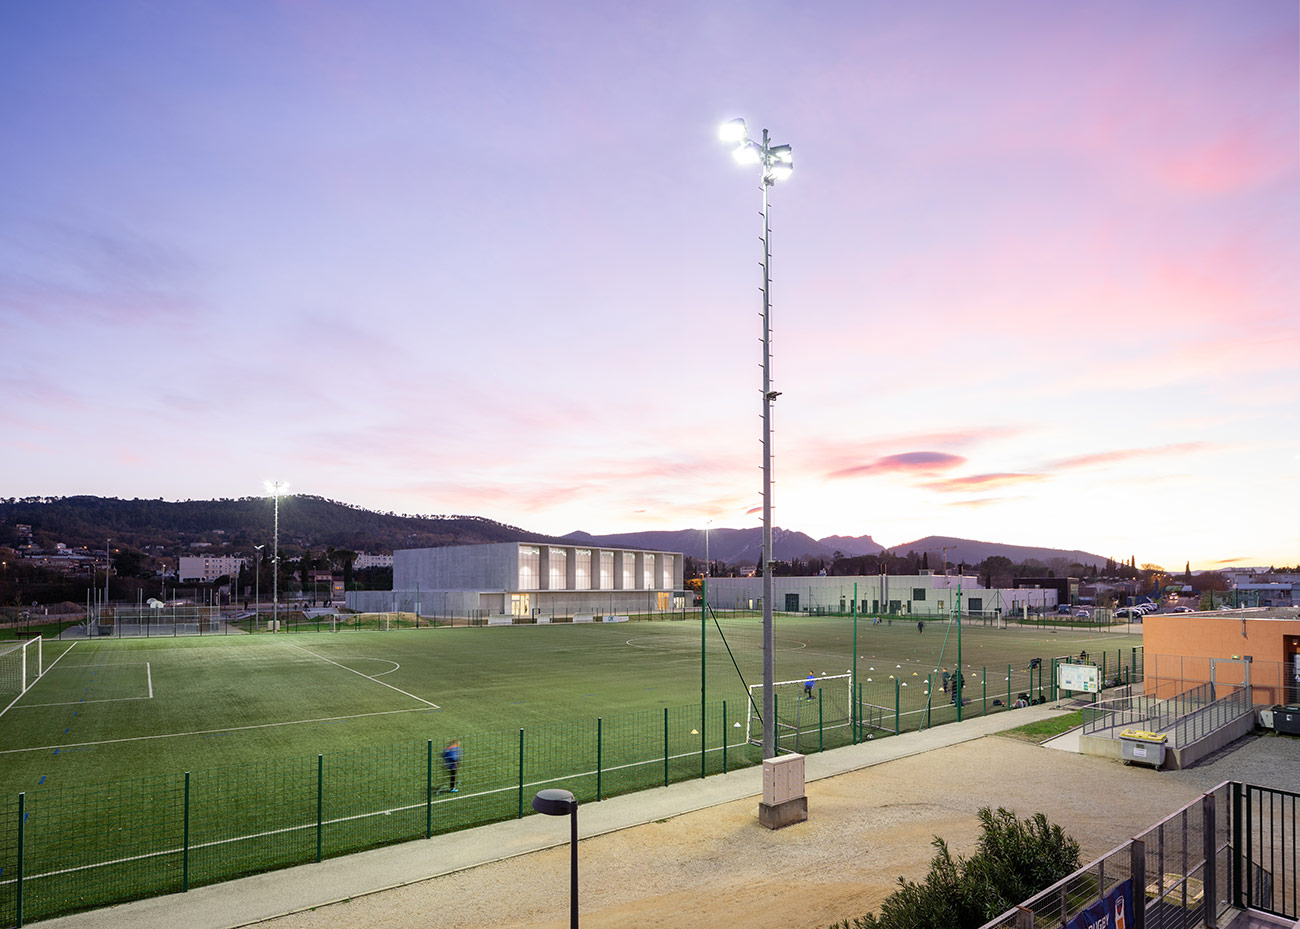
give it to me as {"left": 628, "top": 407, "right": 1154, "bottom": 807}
{"left": 720, "top": 117, "right": 793, "bottom": 760}
{"left": 532, "top": 788, "right": 579, "bottom": 929}
{"left": 253, "top": 544, "right": 264, "bottom": 631}
{"left": 265, "top": 481, "right": 288, "bottom": 632}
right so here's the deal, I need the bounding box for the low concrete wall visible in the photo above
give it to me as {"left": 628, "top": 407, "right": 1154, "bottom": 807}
{"left": 1165, "top": 710, "right": 1257, "bottom": 770}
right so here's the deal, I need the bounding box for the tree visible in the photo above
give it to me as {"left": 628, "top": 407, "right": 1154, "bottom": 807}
{"left": 1184, "top": 561, "right": 1192, "bottom": 584}
{"left": 921, "top": 552, "right": 929, "bottom": 570}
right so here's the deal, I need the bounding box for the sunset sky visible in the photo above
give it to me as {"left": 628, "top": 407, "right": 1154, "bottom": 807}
{"left": 2, "top": 2, "right": 1296, "bottom": 570}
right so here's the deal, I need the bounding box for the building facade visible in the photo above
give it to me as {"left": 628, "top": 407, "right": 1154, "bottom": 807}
{"left": 702, "top": 570, "right": 1057, "bottom": 617}
{"left": 177, "top": 555, "right": 244, "bottom": 582}
{"left": 347, "top": 541, "right": 687, "bottom": 619}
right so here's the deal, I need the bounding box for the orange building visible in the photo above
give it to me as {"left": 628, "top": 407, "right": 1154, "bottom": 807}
{"left": 1143, "top": 610, "right": 1300, "bottom": 707}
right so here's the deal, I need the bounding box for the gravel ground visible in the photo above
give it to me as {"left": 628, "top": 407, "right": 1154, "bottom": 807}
{"left": 251, "top": 732, "right": 1299, "bottom": 929}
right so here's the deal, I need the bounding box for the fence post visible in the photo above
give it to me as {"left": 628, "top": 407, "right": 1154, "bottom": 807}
{"left": 1202, "top": 791, "right": 1217, "bottom": 929}
{"left": 596, "top": 718, "right": 603, "bottom": 800}
{"left": 316, "top": 754, "right": 323, "bottom": 863}
{"left": 1007, "top": 664, "right": 1012, "bottom": 708}
{"left": 1130, "top": 836, "right": 1146, "bottom": 929}
{"left": 722, "top": 701, "right": 728, "bottom": 774}
{"left": 517, "top": 729, "right": 524, "bottom": 819}
{"left": 983, "top": 668, "right": 987, "bottom": 715}
{"left": 183, "top": 771, "right": 191, "bottom": 892}
{"left": 425, "top": 740, "right": 432, "bottom": 839}
{"left": 894, "top": 678, "right": 900, "bottom": 734}
{"left": 16, "top": 792, "right": 24, "bottom": 929}
{"left": 818, "top": 688, "right": 823, "bottom": 753}
{"left": 663, "top": 706, "right": 669, "bottom": 787}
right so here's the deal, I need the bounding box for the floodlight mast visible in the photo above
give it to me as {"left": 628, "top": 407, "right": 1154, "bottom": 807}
{"left": 719, "top": 118, "right": 793, "bottom": 761}
{"left": 265, "top": 481, "right": 288, "bottom": 632}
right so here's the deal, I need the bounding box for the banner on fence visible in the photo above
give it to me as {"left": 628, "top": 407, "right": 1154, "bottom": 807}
{"left": 1066, "top": 878, "right": 1132, "bottom": 929}
{"left": 1058, "top": 663, "right": 1100, "bottom": 694}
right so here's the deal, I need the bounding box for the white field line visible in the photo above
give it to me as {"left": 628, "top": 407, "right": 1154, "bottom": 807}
{"left": 285, "top": 642, "right": 438, "bottom": 708}
{"left": 10, "top": 656, "right": 156, "bottom": 708}
{"left": 14, "top": 696, "right": 155, "bottom": 709}
{"left": 0, "top": 641, "right": 78, "bottom": 721}
{"left": 0, "top": 706, "right": 436, "bottom": 755}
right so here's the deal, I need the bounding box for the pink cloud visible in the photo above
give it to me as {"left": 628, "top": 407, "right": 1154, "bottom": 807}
{"left": 922, "top": 473, "right": 1047, "bottom": 493}
{"left": 828, "top": 451, "right": 967, "bottom": 480}
{"left": 1050, "top": 442, "right": 1210, "bottom": 472}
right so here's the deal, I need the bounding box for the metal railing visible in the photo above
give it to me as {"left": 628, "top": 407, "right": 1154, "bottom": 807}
{"left": 981, "top": 781, "right": 1234, "bottom": 928}
{"left": 1235, "top": 783, "right": 1299, "bottom": 919}
{"left": 1167, "top": 686, "right": 1252, "bottom": 748}
{"left": 1082, "top": 681, "right": 1215, "bottom": 736}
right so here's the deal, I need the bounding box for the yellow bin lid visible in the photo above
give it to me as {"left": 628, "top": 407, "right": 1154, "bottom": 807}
{"left": 1120, "top": 729, "right": 1168, "bottom": 743}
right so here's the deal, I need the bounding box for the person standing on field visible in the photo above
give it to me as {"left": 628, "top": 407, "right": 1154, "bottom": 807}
{"left": 804, "top": 671, "right": 815, "bottom": 700}
{"left": 442, "top": 739, "right": 461, "bottom": 793}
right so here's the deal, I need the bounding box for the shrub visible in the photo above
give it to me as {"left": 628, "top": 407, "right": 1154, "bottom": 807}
{"left": 825, "top": 807, "right": 1080, "bottom": 929}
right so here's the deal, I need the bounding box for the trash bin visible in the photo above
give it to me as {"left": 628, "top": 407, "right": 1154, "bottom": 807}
{"left": 1119, "top": 729, "right": 1168, "bottom": 767}
{"left": 1273, "top": 705, "right": 1300, "bottom": 736}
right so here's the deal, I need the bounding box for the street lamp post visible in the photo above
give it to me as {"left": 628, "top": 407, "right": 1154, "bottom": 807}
{"left": 532, "top": 788, "right": 579, "bottom": 929}
{"left": 265, "top": 482, "right": 288, "bottom": 632}
{"left": 720, "top": 117, "right": 793, "bottom": 761}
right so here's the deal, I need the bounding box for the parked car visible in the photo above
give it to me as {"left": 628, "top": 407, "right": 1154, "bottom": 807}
{"left": 1115, "top": 607, "right": 1142, "bottom": 619}
{"left": 1172, "top": 605, "right": 1194, "bottom": 613}
{"left": 1074, "top": 610, "right": 1091, "bottom": 618}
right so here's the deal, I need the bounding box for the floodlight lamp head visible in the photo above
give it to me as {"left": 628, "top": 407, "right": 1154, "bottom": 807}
{"left": 264, "top": 480, "right": 289, "bottom": 497}
{"left": 732, "top": 140, "right": 762, "bottom": 166}
{"left": 719, "top": 117, "right": 748, "bottom": 144}
{"left": 767, "top": 159, "right": 794, "bottom": 181}
{"left": 769, "top": 144, "right": 793, "bottom": 163}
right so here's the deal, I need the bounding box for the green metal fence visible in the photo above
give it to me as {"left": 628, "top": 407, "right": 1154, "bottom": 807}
{"left": 0, "top": 644, "right": 1145, "bottom": 928}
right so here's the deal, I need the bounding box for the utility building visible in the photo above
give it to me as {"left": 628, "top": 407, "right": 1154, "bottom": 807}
{"left": 347, "top": 541, "right": 686, "bottom": 621}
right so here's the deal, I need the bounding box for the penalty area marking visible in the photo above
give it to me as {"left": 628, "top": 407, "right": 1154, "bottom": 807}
{"left": 0, "top": 706, "right": 437, "bottom": 756}
{"left": 285, "top": 643, "right": 437, "bottom": 708}
{"left": 0, "top": 641, "right": 79, "bottom": 721}
{"left": 12, "top": 659, "right": 155, "bottom": 709}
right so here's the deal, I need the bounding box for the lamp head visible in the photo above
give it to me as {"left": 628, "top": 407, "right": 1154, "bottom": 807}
{"left": 264, "top": 480, "right": 290, "bottom": 497}
{"left": 532, "top": 788, "right": 577, "bottom": 816}
{"left": 718, "top": 117, "right": 748, "bottom": 144}
{"left": 767, "top": 159, "right": 794, "bottom": 181}
{"left": 732, "top": 140, "right": 762, "bottom": 166}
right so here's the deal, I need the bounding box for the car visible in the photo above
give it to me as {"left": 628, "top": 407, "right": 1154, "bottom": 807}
{"left": 1075, "top": 610, "right": 1091, "bottom": 618}
{"left": 1172, "top": 605, "right": 1194, "bottom": 613}
{"left": 1115, "top": 607, "right": 1142, "bottom": 619}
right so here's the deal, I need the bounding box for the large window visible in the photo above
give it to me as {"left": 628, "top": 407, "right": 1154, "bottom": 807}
{"left": 660, "top": 555, "right": 674, "bottom": 588}
{"left": 518, "top": 546, "right": 539, "bottom": 590}
{"left": 599, "top": 551, "right": 614, "bottom": 590}
{"left": 913, "top": 588, "right": 926, "bottom": 602}
{"left": 574, "top": 549, "right": 591, "bottom": 590}
{"left": 622, "top": 553, "right": 636, "bottom": 589}
{"left": 643, "top": 554, "right": 655, "bottom": 589}
{"left": 548, "top": 548, "right": 567, "bottom": 590}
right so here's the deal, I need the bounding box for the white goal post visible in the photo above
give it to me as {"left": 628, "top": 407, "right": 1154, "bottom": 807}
{"left": 0, "top": 638, "right": 43, "bottom": 696}
{"left": 745, "top": 672, "right": 853, "bottom": 750}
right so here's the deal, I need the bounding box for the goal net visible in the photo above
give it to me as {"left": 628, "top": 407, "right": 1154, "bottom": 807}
{"left": 0, "top": 638, "right": 42, "bottom": 696}
{"left": 745, "top": 672, "right": 853, "bottom": 754}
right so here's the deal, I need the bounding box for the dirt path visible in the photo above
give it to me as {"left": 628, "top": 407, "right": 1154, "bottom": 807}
{"left": 250, "top": 735, "right": 1226, "bottom": 929}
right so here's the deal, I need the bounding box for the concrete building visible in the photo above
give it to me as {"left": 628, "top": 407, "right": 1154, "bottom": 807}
{"left": 347, "top": 541, "right": 687, "bottom": 620}
{"left": 702, "top": 570, "right": 1057, "bottom": 618}
{"left": 1143, "top": 609, "right": 1300, "bottom": 706}
{"left": 177, "top": 555, "right": 244, "bottom": 582}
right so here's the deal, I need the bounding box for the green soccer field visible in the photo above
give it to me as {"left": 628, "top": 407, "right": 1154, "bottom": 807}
{"left": 0, "top": 618, "right": 1141, "bottom": 791}
{"left": 0, "top": 617, "right": 1142, "bottom": 925}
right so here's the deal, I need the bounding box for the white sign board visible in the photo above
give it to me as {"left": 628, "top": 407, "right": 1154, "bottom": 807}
{"left": 1058, "top": 663, "right": 1100, "bottom": 694}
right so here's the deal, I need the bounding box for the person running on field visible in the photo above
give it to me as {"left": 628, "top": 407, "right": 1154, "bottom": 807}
{"left": 442, "top": 739, "right": 461, "bottom": 793}
{"left": 804, "top": 671, "right": 815, "bottom": 700}
{"left": 941, "top": 670, "right": 950, "bottom": 694}
{"left": 917, "top": 620, "right": 924, "bottom": 634}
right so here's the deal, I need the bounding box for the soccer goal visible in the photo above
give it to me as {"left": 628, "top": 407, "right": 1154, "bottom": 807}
{"left": 0, "top": 638, "right": 43, "bottom": 697}
{"left": 745, "top": 672, "right": 853, "bottom": 753}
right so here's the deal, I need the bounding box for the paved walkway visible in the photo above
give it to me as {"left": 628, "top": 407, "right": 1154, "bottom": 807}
{"left": 33, "top": 705, "right": 1073, "bottom": 929}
